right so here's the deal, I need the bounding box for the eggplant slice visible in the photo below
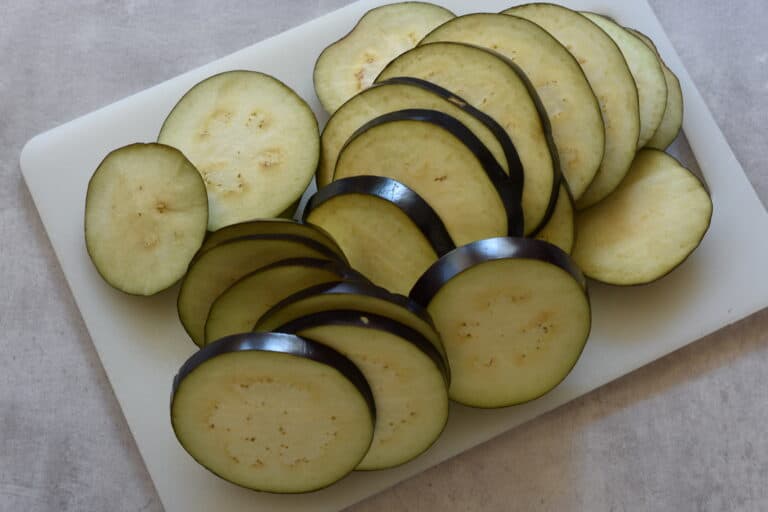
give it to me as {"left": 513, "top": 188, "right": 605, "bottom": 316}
{"left": 534, "top": 183, "right": 575, "bottom": 255}
{"left": 199, "top": 219, "right": 346, "bottom": 263}
{"left": 411, "top": 237, "right": 590, "bottom": 408}
{"left": 580, "top": 13, "right": 667, "bottom": 151}
{"left": 171, "top": 332, "right": 374, "bottom": 493}
{"left": 255, "top": 280, "right": 446, "bottom": 363}
{"left": 334, "top": 109, "right": 520, "bottom": 244}
{"left": 276, "top": 311, "right": 449, "bottom": 470}
{"left": 317, "top": 76, "right": 520, "bottom": 203}
{"left": 506, "top": 3, "right": 641, "bottom": 209}
{"left": 158, "top": 71, "right": 319, "bottom": 231}
{"left": 572, "top": 149, "right": 712, "bottom": 286}
{"left": 204, "top": 258, "right": 359, "bottom": 345}
{"left": 84, "top": 143, "right": 208, "bottom": 296}
{"left": 377, "top": 42, "right": 557, "bottom": 235}
{"left": 178, "top": 234, "right": 343, "bottom": 346}
{"left": 421, "top": 14, "right": 604, "bottom": 201}
{"left": 305, "top": 176, "right": 454, "bottom": 295}
{"left": 313, "top": 1, "right": 454, "bottom": 113}
{"left": 628, "top": 28, "right": 684, "bottom": 150}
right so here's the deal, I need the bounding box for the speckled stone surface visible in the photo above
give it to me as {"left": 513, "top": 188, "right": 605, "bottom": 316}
{"left": 1, "top": 1, "right": 767, "bottom": 511}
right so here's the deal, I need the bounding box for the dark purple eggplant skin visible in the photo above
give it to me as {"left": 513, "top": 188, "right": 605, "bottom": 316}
{"left": 336, "top": 108, "right": 525, "bottom": 238}
{"left": 304, "top": 175, "right": 456, "bottom": 256}
{"left": 171, "top": 331, "right": 375, "bottom": 419}
{"left": 373, "top": 76, "right": 525, "bottom": 235}
{"left": 198, "top": 218, "right": 348, "bottom": 263}
{"left": 254, "top": 279, "right": 437, "bottom": 334}
{"left": 410, "top": 236, "right": 586, "bottom": 307}
{"left": 274, "top": 310, "right": 450, "bottom": 386}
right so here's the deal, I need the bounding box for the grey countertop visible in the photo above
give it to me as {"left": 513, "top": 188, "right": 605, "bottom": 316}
{"left": 1, "top": 1, "right": 767, "bottom": 511}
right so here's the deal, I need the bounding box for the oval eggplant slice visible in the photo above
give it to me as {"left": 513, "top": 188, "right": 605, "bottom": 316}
{"left": 317, "top": 78, "right": 510, "bottom": 188}
{"left": 199, "top": 219, "right": 346, "bottom": 262}
{"left": 334, "top": 109, "right": 521, "bottom": 244}
{"left": 505, "top": 3, "right": 641, "bottom": 209}
{"left": 158, "top": 70, "right": 319, "bottom": 231}
{"left": 628, "top": 28, "right": 683, "bottom": 150}
{"left": 171, "top": 332, "right": 374, "bottom": 493}
{"left": 84, "top": 143, "right": 208, "bottom": 296}
{"left": 411, "top": 237, "right": 590, "bottom": 408}
{"left": 580, "top": 13, "right": 667, "bottom": 151}
{"left": 377, "top": 42, "right": 557, "bottom": 235}
{"left": 304, "top": 176, "right": 454, "bottom": 295}
{"left": 534, "top": 183, "right": 575, "bottom": 255}
{"left": 421, "top": 13, "right": 604, "bottom": 201}
{"left": 255, "top": 280, "right": 446, "bottom": 363}
{"left": 317, "top": 78, "right": 525, "bottom": 223}
{"left": 204, "top": 258, "right": 361, "bottom": 345}
{"left": 572, "top": 149, "right": 712, "bottom": 286}
{"left": 275, "top": 311, "right": 448, "bottom": 470}
{"left": 178, "top": 235, "right": 343, "bottom": 346}
{"left": 313, "top": 2, "right": 454, "bottom": 113}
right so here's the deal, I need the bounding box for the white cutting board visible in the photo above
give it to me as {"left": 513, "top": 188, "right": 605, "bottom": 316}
{"left": 20, "top": 1, "right": 768, "bottom": 510}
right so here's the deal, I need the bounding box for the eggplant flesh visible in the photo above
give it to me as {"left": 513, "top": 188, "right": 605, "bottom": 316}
{"left": 572, "top": 149, "right": 712, "bottom": 286}
{"left": 421, "top": 13, "right": 604, "bottom": 202}
{"left": 276, "top": 311, "right": 449, "bottom": 470}
{"left": 171, "top": 332, "right": 374, "bottom": 493}
{"left": 204, "top": 258, "right": 355, "bottom": 344}
{"left": 377, "top": 42, "right": 557, "bottom": 235}
{"left": 255, "top": 280, "right": 446, "bottom": 363}
{"left": 334, "top": 109, "right": 519, "bottom": 244}
{"left": 313, "top": 2, "right": 454, "bottom": 113}
{"left": 178, "top": 235, "right": 343, "bottom": 346}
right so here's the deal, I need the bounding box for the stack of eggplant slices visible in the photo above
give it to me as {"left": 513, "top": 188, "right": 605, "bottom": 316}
{"left": 84, "top": 2, "right": 712, "bottom": 493}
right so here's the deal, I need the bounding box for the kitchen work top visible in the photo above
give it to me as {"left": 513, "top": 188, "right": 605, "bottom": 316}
{"left": 2, "top": 1, "right": 767, "bottom": 511}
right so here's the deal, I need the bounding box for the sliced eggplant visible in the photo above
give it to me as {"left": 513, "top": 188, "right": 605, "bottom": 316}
{"left": 178, "top": 235, "right": 343, "bottom": 346}
{"left": 378, "top": 42, "right": 557, "bottom": 235}
{"left": 171, "top": 332, "right": 374, "bottom": 493}
{"left": 199, "top": 219, "right": 346, "bottom": 262}
{"left": 411, "top": 237, "right": 590, "bottom": 408}
{"left": 276, "top": 311, "right": 448, "bottom": 470}
{"left": 628, "top": 28, "right": 684, "bottom": 150}
{"left": 204, "top": 258, "right": 359, "bottom": 345}
{"left": 84, "top": 143, "right": 208, "bottom": 296}
{"left": 572, "top": 149, "right": 712, "bottom": 286}
{"left": 580, "top": 13, "right": 667, "bottom": 151}
{"left": 317, "top": 78, "right": 524, "bottom": 224}
{"left": 421, "top": 13, "right": 605, "bottom": 201}
{"left": 304, "top": 176, "right": 454, "bottom": 295}
{"left": 317, "top": 76, "right": 514, "bottom": 186}
{"left": 255, "top": 280, "right": 446, "bottom": 363}
{"left": 334, "top": 109, "right": 521, "bottom": 244}
{"left": 505, "top": 3, "right": 640, "bottom": 209}
{"left": 534, "top": 183, "right": 574, "bottom": 255}
{"left": 313, "top": 2, "right": 454, "bottom": 113}
{"left": 158, "top": 70, "right": 319, "bottom": 231}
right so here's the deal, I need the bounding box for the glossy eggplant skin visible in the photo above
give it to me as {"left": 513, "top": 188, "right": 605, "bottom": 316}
{"left": 171, "top": 331, "right": 375, "bottom": 418}
{"left": 375, "top": 76, "right": 525, "bottom": 233}
{"left": 304, "top": 175, "right": 456, "bottom": 256}
{"left": 336, "top": 108, "right": 525, "bottom": 238}
{"left": 410, "top": 236, "right": 586, "bottom": 307}
{"left": 275, "top": 309, "right": 450, "bottom": 385}
{"left": 257, "top": 279, "right": 437, "bottom": 332}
